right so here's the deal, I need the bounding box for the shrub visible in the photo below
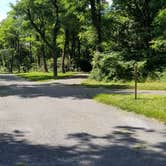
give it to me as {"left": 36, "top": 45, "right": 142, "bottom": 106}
{"left": 90, "top": 51, "right": 134, "bottom": 81}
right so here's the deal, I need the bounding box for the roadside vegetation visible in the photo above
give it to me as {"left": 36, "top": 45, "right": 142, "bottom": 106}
{"left": 82, "top": 79, "right": 166, "bottom": 91}
{"left": 17, "top": 72, "right": 76, "bottom": 82}
{"left": 82, "top": 70, "right": 166, "bottom": 90}
{"left": 94, "top": 94, "right": 166, "bottom": 122}
{"left": 0, "top": 0, "right": 166, "bottom": 82}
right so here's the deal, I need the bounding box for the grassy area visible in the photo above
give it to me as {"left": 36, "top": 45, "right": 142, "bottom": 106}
{"left": 94, "top": 94, "right": 166, "bottom": 122}
{"left": 82, "top": 80, "right": 132, "bottom": 89}
{"left": 82, "top": 79, "right": 166, "bottom": 90}
{"left": 16, "top": 72, "right": 77, "bottom": 82}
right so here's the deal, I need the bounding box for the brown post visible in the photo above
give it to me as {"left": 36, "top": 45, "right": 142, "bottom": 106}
{"left": 134, "top": 63, "right": 138, "bottom": 100}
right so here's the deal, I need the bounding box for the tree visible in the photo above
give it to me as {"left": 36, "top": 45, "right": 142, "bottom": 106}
{"left": 14, "top": 0, "right": 60, "bottom": 77}
{"left": 1, "top": 0, "right": 166, "bottom": 81}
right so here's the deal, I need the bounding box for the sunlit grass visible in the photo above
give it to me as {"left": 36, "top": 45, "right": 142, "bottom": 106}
{"left": 136, "top": 82, "right": 166, "bottom": 90}
{"left": 94, "top": 94, "right": 166, "bottom": 122}
{"left": 82, "top": 79, "right": 132, "bottom": 89}
{"left": 82, "top": 79, "right": 166, "bottom": 90}
{"left": 17, "top": 72, "right": 77, "bottom": 82}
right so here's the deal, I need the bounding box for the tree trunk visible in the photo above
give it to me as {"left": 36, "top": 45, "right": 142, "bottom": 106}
{"left": 76, "top": 37, "right": 81, "bottom": 71}
{"left": 53, "top": 56, "right": 58, "bottom": 77}
{"left": 18, "top": 45, "right": 22, "bottom": 73}
{"left": 29, "top": 35, "right": 33, "bottom": 63}
{"left": 52, "top": 46, "right": 58, "bottom": 77}
{"left": 96, "top": 0, "right": 102, "bottom": 50}
{"left": 37, "top": 53, "right": 41, "bottom": 69}
{"left": 17, "top": 39, "right": 21, "bottom": 73}
{"left": 90, "top": 0, "right": 102, "bottom": 51}
{"left": 10, "top": 40, "right": 14, "bottom": 73}
{"left": 70, "top": 33, "right": 76, "bottom": 70}
{"left": 10, "top": 54, "right": 14, "bottom": 73}
{"left": 61, "top": 52, "right": 65, "bottom": 73}
{"left": 41, "top": 44, "right": 48, "bottom": 72}
{"left": 62, "top": 30, "right": 69, "bottom": 73}
{"left": 26, "top": 0, "right": 60, "bottom": 77}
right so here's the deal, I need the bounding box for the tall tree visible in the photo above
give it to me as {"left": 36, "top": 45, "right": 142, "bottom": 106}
{"left": 14, "top": 0, "right": 60, "bottom": 77}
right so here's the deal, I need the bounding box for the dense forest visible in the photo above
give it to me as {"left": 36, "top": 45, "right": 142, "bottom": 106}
{"left": 0, "top": 0, "right": 166, "bottom": 81}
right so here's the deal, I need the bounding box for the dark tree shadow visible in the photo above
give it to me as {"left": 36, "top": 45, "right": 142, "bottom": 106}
{"left": 82, "top": 83, "right": 131, "bottom": 90}
{"left": 0, "top": 74, "right": 133, "bottom": 99}
{"left": 0, "top": 82, "right": 132, "bottom": 99}
{"left": 0, "top": 75, "right": 166, "bottom": 166}
{"left": 2, "top": 74, "right": 164, "bottom": 99}
{"left": 0, "top": 126, "right": 166, "bottom": 166}
{"left": 0, "top": 74, "right": 25, "bottom": 82}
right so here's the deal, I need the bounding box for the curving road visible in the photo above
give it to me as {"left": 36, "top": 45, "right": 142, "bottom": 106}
{"left": 0, "top": 74, "right": 166, "bottom": 166}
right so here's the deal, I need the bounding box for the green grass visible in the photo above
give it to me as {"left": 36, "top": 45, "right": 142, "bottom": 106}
{"left": 16, "top": 72, "right": 76, "bottom": 82}
{"left": 94, "top": 94, "right": 166, "bottom": 122}
{"left": 82, "top": 80, "right": 132, "bottom": 89}
{"left": 16, "top": 164, "right": 26, "bottom": 166}
{"left": 82, "top": 79, "right": 166, "bottom": 90}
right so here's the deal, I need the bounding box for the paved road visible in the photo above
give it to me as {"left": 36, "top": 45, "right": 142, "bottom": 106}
{"left": 0, "top": 74, "right": 166, "bottom": 166}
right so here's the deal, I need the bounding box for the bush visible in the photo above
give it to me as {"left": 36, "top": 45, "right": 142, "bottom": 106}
{"left": 90, "top": 51, "right": 134, "bottom": 81}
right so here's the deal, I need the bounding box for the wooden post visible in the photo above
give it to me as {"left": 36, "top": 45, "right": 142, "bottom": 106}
{"left": 134, "top": 63, "right": 138, "bottom": 100}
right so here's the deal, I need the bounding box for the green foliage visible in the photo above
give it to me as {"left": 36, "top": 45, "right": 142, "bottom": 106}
{"left": 83, "top": 69, "right": 166, "bottom": 90}
{"left": 0, "top": 0, "right": 166, "bottom": 78}
{"left": 151, "top": 8, "right": 166, "bottom": 54}
{"left": 0, "top": 48, "right": 15, "bottom": 72}
{"left": 90, "top": 51, "right": 134, "bottom": 81}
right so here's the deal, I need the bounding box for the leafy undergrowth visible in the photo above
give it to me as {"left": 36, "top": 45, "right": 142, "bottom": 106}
{"left": 17, "top": 72, "right": 77, "bottom": 82}
{"left": 94, "top": 94, "right": 166, "bottom": 122}
{"left": 82, "top": 79, "right": 166, "bottom": 90}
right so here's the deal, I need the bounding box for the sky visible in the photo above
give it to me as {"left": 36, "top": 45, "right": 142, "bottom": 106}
{"left": 0, "top": 0, "right": 17, "bottom": 21}
{"left": 0, "top": 0, "right": 112, "bottom": 21}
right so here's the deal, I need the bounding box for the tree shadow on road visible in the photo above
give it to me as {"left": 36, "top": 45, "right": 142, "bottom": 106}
{"left": 0, "top": 126, "right": 165, "bottom": 166}
{"left": 0, "top": 83, "right": 131, "bottom": 99}
{"left": 0, "top": 74, "right": 133, "bottom": 99}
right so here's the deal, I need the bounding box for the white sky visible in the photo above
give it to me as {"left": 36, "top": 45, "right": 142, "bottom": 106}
{"left": 0, "top": 0, "right": 112, "bottom": 21}
{"left": 0, "top": 0, "right": 16, "bottom": 21}
{"left": 107, "top": 0, "right": 112, "bottom": 5}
